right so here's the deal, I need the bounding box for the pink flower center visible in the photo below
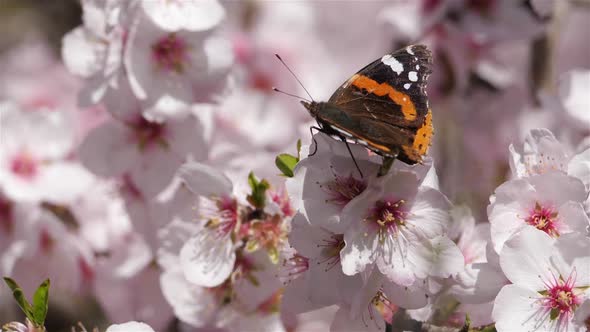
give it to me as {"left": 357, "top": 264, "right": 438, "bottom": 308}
{"left": 317, "top": 233, "right": 345, "bottom": 271}
{"left": 321, "top": 173, "right": 367, "bottom": 207}
{"left": 525, "top": 202, "right": 560, "bottom": 237}
{"left": 270, "top": 188, "right": 294, "bottom": 217}
{"left": 10, "top": 152, "right": 38, "bottom": 180}
{"left": 204, "top": 196, "right": 239, "bottom": 239}
{"left": 151, "top": 33, "right": 188, "bottom": 73}
{"left": 538, "top": 269, "right": 582, "bottom": 330}
{"left": 132, "top": 117, "right": 167, "bottom": 150}
{"left": 280, "top": 253, "right": 309, "bottom": 284}
{"left": 368, "top": 199, "right": 408, "bottom": 234}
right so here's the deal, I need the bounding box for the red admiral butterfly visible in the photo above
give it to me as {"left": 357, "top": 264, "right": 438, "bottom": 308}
{"left": 277, "top": 45, "right": 433, "bottom": 177}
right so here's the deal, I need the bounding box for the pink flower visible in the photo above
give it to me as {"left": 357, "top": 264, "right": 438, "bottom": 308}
{"left": 340, "top": 169, "right": 464, "bottom": 286}
{"left": 492, "top": 228, "right": 590, "bottom": 332}
{"left": 488, "top": 172, "right": 589, "bottom": 253}
{"left": 0, "top": 102, "right": 93, "bottom": 203}
{"left": 79, "top": 105, "right": 207, "bottom": 198}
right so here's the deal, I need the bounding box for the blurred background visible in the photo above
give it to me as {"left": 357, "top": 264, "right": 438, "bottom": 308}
{"left": 0, "top": 0, "right": 589, "bottom": 331}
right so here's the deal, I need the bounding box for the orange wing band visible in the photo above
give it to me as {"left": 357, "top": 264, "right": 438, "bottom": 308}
{"left": 401, "top": 109, "right": 433, "bottom": 162}
{"left": 350, "top": 74, "right": 417, "bottom": 121}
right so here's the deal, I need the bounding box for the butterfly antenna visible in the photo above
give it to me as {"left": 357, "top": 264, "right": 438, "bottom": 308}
{"left": 272, "top": 87, "right": 311, "bottom": 103}
{"left": 275, "top": 53, "right": 314, "bottom": 102}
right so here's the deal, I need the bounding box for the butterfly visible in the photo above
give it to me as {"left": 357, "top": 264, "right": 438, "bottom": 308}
{"left": 293, "top": 45, "right": 433, "bottom": 177}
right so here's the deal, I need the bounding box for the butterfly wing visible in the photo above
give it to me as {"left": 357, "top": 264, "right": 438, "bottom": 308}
{"left": 319, "top": 44, "right": 434, "bottom": 164}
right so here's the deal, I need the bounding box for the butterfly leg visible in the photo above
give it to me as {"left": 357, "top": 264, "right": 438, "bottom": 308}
{"left": 337, "top": 135, "right": 364, "bottom": 179}
{"left": 378, "top": 155, "right": 396, "bottom": 177}
{"left": 308, "top": 126, "right": 322, "bottom": 157}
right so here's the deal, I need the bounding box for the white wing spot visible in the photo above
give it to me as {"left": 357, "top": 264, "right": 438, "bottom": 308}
{"left": 404, "top": 83, "right": 411, "bottom": 90}
{"left": 381, "top": 55, "right": 404, "bottom": 75}
{"left": 406, "top": 46, "right": 414, "bottom": 55}
{"left": 415, "top": 65, "right": 420, "bottom": 70}
{"left": 408, "top": 71, "right": 418, "bottom": 82}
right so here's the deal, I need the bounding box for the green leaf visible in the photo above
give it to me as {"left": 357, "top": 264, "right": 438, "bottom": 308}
{"left": 246, "top": 172, "right": 270, "bottom": 209}
{"left": 31, "top": 279, "right": 50, "bottom": 326}
{"left": 275, "top": 153, "right": 298, "bottom": 177}
{"left": 3, "top": 277, "right": 34, "bottom": 323}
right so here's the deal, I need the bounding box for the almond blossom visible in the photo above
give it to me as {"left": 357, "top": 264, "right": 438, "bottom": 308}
{"left": 487, "top": 172, "right": 589, "bottom": 254}
{"left": 339, "top": 169, "right": 464, "bottom": 286}
{"left": 0, "top": 102, "right": 93, "bottom": 203}
{"left": 493, "top": 227, "right": 590, "bottom": 332}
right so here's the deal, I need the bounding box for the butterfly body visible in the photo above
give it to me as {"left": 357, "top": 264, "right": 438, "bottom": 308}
{"left": 301, "top": 44, "right": 434, "bottom": 165}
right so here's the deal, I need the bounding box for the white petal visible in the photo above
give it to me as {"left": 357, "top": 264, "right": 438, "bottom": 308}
{"left": 554, "top": 233, "right": 590, "bottom": 287}
{"left": 492, "top": 284, "right": 549, "bottom": 332}
{"left": 568, "top": 148, "right": 590, "bottom": 189}
{"left": 407, "top": 187, "right": 451, "bottom": 239}
{"left": 61, "top": 27, "right": 104, "bottom": 77}
{"left": 78, "top": 120, "right": 140, "bottom": 176}
{"left": 499, "top": 227, "right": 555, "bottom": 290}
{"left": 558, "top": 201, "right": 590, "bottom": 234}
{"left": 180, "top": 232, "right": 235, "bottom": 287}
{"left": 382, "top": 280, "right": 429, "bottom": 310}
{"left": 141, "top": 0, "right": 225, "bottom": 32}
{"left": 178, "top": 162, "right": 232, "bottom": 197}
{"left": 160, "top": 268, "right": 217, "bottom": 326}
{"left": 340, "top": 218, "right": 378, "bottom": 276}
{"left": 106, "top": 322, "right": 154, "bottom": 332}
{"left": 417, "top": 236, "right": 464, "bottom": 278}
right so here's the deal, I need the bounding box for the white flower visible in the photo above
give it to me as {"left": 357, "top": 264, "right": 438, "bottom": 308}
{"left": 0, "top": 102, "right": 93, "bottom": 203}
{"left": 492, "top": 228, "right": 590, "bottom": 332}
{"left": 124, "top": 8, "right": 232, "bottom": 109}
{"left": 286, "top": 133, "right": 378, "bottom": 234}
{"left": 281, "top": 213, "right": 363, "bottom": 315}
{"left": 509, "top": 128, "right": 590, "bottom": 189}
{"left": 339, "top": 170, "right": 463, "bottom": 286}
{"left": 177, "top": 162, "right": 236, "bottom": 287}
{"left": 79, "top": 107, "right": 207, "bottom": 199}
{"left": 140, "top": 0, "right": 225, "bottom": 32}
{"left": 449, "top": 209, "right": 508, "bottom": 305}
{"left": 488, "top": 172, "right": 589, "bottom": 254}
{"left": 105, "top": 321, "right": 155, "bottom": 332}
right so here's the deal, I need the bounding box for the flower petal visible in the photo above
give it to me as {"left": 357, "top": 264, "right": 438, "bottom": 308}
{"left": 180, "top": 232, "right": 235, "bottom": 287}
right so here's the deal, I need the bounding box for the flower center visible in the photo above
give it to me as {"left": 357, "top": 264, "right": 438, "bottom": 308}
{"left": 132, "top": 117, "right": 167, "bottom": 150}
{"left": 322, "top": 173, "right": 367, "bottom": 207}
{"left": 370, "top": 199, "right": 407, "bottom": 229}
{"left": 525, "top": 202, "right": 559, "bottom": 237}
{"left": 538, "top": 269, "right": 581, "bottom": 327}
{"left": 279, "top": 253, "right": 309, "bottom": 284}
{"left": 204, "top": 196, "right": 239, "bottom": 239}
{"left": 317, "top": 233, "right": 345, "bottom": 271}
{"left": 151, "top": 33, "right": 188, "bottom": 73}
{"left": 10, "top": 152, "right": 38, "bottom": 179}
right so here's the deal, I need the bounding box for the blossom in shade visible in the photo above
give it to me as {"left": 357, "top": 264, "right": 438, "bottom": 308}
{"left": 492, "top": 228, "right": 590, "bottom": 332}
{"left": 487, "top": 172, "right": 589, "bottom": 254}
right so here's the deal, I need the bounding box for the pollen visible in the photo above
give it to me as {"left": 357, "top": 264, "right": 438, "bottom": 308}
{"left": 525, "top": 202, "right": 560, "bottom": 237}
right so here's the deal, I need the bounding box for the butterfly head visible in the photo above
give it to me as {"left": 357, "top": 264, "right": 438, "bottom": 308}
{"left": 301, "top": 100, "right": 322, "bottom": 117}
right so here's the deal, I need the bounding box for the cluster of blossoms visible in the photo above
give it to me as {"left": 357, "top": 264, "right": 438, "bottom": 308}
{"left": 1, "top": 0, "right": 589, "bottom": 331}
